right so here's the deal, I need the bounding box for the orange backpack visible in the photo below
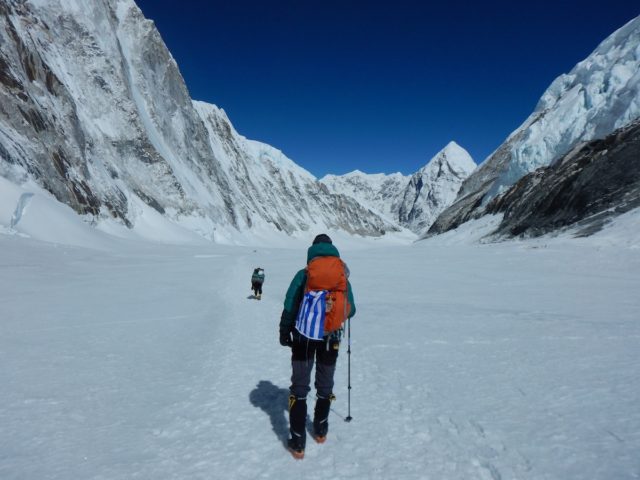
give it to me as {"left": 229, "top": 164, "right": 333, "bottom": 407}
{"left": 304, "top": 256, "right": 351, "bottom": 334}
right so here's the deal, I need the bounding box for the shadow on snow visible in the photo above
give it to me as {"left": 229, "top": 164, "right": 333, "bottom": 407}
{"left": 249, "top": 380, "right": 290, "bottom": 448}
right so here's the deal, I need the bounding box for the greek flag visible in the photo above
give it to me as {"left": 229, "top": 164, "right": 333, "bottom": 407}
{"left": 295, "top": 290, "right": 327, "bottom": 340}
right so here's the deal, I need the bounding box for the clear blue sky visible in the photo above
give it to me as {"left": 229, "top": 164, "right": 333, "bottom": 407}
{"left": 135, "top": 1, "right": 638, "bottom": 177}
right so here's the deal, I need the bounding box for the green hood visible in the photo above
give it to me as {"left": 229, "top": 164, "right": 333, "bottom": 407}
{"left": 306, "top": 242, "right": 340, "bottom": 263}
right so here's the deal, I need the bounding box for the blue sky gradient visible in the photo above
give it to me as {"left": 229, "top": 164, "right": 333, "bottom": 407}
{"left": 135, "top": 1, "right": 639, "bottom": 177}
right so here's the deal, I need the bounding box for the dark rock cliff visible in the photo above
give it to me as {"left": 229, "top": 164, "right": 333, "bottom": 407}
{"left": 486, "top": 120, "right": 640, "bottom": 238}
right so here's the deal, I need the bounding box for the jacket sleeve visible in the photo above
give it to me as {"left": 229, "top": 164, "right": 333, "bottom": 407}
{"left": 279, "top": 269, "right": 306, "bottom": 332}
{"left": 347, "top": 280, "right": 356, "bottom": 318}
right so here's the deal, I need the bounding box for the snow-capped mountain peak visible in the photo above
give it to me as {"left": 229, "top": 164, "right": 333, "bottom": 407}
{"left": 413, "top": 141, "right": 477, "bottom": 181}
{"left": 319, "top": 142, "right": 476, "bottom": 235}
{"left": 396, "top": 142, "right": 476, "bottom": 233}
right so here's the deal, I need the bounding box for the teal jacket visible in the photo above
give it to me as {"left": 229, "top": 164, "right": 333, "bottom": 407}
{"left": 279, "top": 242, "right": 356, "bottom": 333}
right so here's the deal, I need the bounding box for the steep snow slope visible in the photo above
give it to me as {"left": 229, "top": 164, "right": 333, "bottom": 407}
{"left": 192, "top": 102, "right": 401, "bottom": 241}
{"left": 0, "top": 0, "right": 398, "bottom": 243}
{"left": 430, "top": 15, "right": 640, "bottom": 234}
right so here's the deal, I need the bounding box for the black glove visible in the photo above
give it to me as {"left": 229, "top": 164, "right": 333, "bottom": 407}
{"left": 279, "top": 328, "right": 293, "bottom": 347}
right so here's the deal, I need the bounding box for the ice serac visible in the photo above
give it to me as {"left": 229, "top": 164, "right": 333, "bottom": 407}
{"left": 321, "top": 141, "right": 476, "bottom": 235}
{"left": 0, "top": 0, "right": 398, "bottom": 241}
{"left": 485, "top": 119, "right": 640, "bottom": 238}
{"left": 429, "top": 15, "right": 640, "bottom": 235}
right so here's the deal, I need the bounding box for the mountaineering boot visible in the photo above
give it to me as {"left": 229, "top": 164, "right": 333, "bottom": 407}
{"left": 312, "top": 393, "right": 335, "bottom": 443}
{"left": 257, "top": 293, "right": 261, "bottom": 300}
{"left": 287, "top": 437, "right": 304, "bottom": 459}
{"left": 288, "top": 395, "right": 307, "bottom": 459}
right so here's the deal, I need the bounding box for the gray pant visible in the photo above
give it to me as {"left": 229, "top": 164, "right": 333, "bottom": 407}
{"left": 290, "top": 332, "right": 339, "bottom": 399}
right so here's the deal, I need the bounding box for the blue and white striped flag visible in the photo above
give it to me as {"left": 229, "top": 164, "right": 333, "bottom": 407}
{"left": 295, "top": 290, "right": 327, "bottom": 340}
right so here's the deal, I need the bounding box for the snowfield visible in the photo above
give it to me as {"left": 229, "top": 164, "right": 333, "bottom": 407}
{"left": 1, "top": 216, "right": 639, "bottom": 479}
{"left": 2, "top": 3, "right": 639, "bottom": 478}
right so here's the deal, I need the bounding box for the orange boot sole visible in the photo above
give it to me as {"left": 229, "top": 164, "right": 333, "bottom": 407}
{"left": 288, "top": 447, "right": 305, "bottom": 460}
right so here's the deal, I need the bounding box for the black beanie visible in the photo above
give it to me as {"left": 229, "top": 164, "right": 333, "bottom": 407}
{"left": 312, "top": 233, "right": 332, "bottom": 245}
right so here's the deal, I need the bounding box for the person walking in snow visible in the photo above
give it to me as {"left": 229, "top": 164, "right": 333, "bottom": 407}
{"left": 251, "top": 267, "right": 265, "bottom": 299}
{"left": 279, "top": 233, "right": 356, "bottom": 459}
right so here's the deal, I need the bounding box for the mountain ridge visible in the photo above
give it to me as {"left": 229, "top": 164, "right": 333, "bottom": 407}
{"left": 0, "top": 0, "right": 407, "bottom": 243}
{"left": 2, "top": 1, "right": 637, "bottom": 245}
{"left": 320, "top": 141, "right": 476, "bottom": 234}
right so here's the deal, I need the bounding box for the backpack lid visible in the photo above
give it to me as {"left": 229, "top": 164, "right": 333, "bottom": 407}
{"left": 306, "top": 242, "right": 340, "bottom": 264}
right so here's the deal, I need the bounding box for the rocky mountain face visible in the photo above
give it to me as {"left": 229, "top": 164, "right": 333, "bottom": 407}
{"left": 192, "top": 102, "right": 400, "bottom": 238}
{"left": 0, "top": 0, "right": 399, "bottom": 242}
{"left": 429, "top": 16, "right": 640, "bottom": 236}
{"left": 320, "top": 171, "right": 409, "bottom": 222}
{"left": 321, "top": 142, "right": 476, "bottom": 235}
{"left": 484, "top": 119, "right": 640, "bottom": 238}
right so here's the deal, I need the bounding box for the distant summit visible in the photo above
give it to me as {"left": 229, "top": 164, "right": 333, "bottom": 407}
{"left": 321, "top": 141, "right": 476, "bottom": 235}
{"left": 397, "top": 142, "right": 476, "bottom": 233}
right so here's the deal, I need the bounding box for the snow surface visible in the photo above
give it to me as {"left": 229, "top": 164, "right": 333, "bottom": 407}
{"left": 1, "top": 204, "right": 639, "bottom": 479}
{"left": 0, "top": 176, "right": 210, "bottom": 249}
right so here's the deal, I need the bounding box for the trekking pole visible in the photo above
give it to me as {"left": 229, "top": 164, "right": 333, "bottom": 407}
{"left": 345, "top": 317, "right": 353, "bottom": 422}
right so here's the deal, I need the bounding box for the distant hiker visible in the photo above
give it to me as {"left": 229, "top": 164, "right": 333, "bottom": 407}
{"left": 279, "top": 233, "right": 356, "bottom": 459}
{"left": 251, "top": 267, "right": 265, "bottom": 299}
